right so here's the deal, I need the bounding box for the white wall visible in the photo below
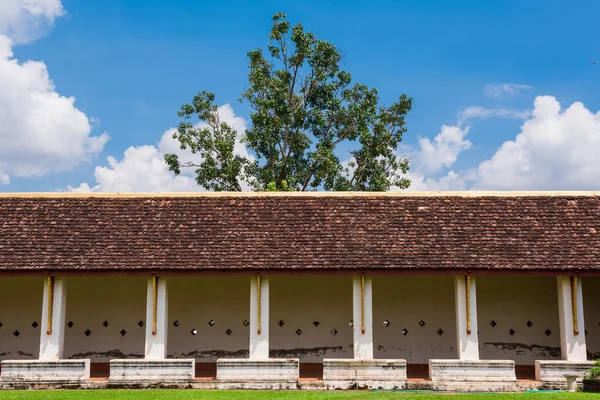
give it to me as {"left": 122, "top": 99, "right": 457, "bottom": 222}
{"left": 63, "top": 277, "right": 146, "bottom": 362}
{"left": 584, "top": 277, "right": 600, "bottom": 359}
{"left": 0, "top": 277, "right": 43, "bottom": 360}
{"left": 373, "top": 276, "right": 457, "bottom": 364}
{"left": 1, "top": 274, "right": 596, "bottom": 365}
{"left": 478, "top": 276, "right": 561, "bottom": 364}
{"left": 167, "top": 276, "right": 249, "bottom": 361}
{"left": 269, "top": 276, "right": 353, "bottom": 362}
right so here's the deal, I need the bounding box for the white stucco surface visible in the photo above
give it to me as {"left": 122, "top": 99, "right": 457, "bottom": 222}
{"left": 557, "top": 276, "right": 587, "bottom": 361}
{"left": 269, "top": 276, "right": 353, "bottom": 362}
{"left": 478, "top": 276, "right": 561, "bottom": 364}
{"left": 250, "top": 276, "right": 269, "bottom": 360}
{"left": 583, "top": 277, "right": 600, "bottom": 359}
{"left": 352, "top": 276, "right": 373, "bottom": 360}
{"left": 167, "top": 276, "right": 249, "bottom": 361}
{"left": 372, "top": 276, "right": 457, "bottom": 364}
{"left": 145, "top": 277, "right": 168, "bottom": 360}
{"left": 39, "top": 278, "right": 66, "bottom": 360}
{"left": 455, "top": 276, "right": 479, "bottom": 361}
{"left": 62, "top": 277, "right": 146, "bottom": 362}
{"left": 1, "top": 275, "right": 596, "bottom": 368}
{"left": 0, "top": 277, "right": 44, "bottom": 360}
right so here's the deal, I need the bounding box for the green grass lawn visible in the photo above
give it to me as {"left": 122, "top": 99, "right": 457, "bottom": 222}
{"left": 0, "top": 391, "right": 596, "bottom": 400}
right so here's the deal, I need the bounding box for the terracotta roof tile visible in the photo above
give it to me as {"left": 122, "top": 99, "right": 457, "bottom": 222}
{"left": 0, "top": 194, "right": 598, "bottom": 273}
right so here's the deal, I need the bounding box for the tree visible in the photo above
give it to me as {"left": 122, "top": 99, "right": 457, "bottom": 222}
{"left": 165, "top": 12, "right": 412, "bottom": 191}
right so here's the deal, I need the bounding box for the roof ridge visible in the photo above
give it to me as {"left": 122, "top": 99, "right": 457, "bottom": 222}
{"left": 1, "top": 191, "right": 600, "bottom": 198}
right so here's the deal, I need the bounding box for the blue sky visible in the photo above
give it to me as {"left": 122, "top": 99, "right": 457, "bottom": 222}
{"left": 1, "top": 0, "right": 599, "bottom": 192}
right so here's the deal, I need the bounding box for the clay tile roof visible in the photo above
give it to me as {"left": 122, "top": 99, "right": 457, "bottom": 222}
{"left": 0, "top": 192, "right": 599, "bottom": 274}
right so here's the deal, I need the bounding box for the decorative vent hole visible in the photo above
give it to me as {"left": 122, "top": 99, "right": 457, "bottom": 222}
{"left": 418, "top": 320, "right": 426, "bottom": 327}
{"left": 278, "top": 320, "right": 285, "bottom": 327}
{"left": 545, "top": 329, "right": 552, "bottom": 336}
{"left": 67, "top": 321, "right": 74, "bottom": 328}
{"left": 138, "top": 321, "right": 145, "bottom": 327}
{"left": 85, "top": 329, "right": 91, "bottom": 336}
{"left": 527, "top": 321, "right": 533, "bottom": 328}
{"left": 437, "top": 329, "right": 444, "bottom": 336}
{"left": 330, "top": 328, "right": 338, "bottom": 336}
{"left": 173, "top": 320, "right": 180, "bottom": 327}
{"left": 313, "top": 320, "right": 320, "bottom": 327}
{"left": 509, "top": 329, "right": 515, "bottom": 336}
{"left": 226, "top": 329, "right": 232, "bottom": 336}
{"left": 31, "top": 321, "right": 38, "bottom": 328}
{"left": 490, "top": 320, "right": 497, "bottom": 327}
{"left": 103, "top": 321, "right": 109, "bottom": 328}
{"left": 585, "top": 330, "right": 588, "bottom": 336}
{"left": 401, "top": 328, "right": 408, "bottom": 336}
{"left": 296, "top": 329, "right": 302, "bottom": 336}
{"left": 383, "top": 320, "right": 390, "bottom": 327}
{"left": 242, "top": 320, "right": 249, "bottom": 327}
{"left": 191, "top": 329, "right": 198, "bottom": 335}
{"left": 208, "top": 320, "right": 215, "bottom": 327}
{"left": 13, "top": 330, "right": 20, "bottom": 337}
{"left": 120, "top": 329, "right": 127, "bottom": 336}
{"left": 0, "top": 322, "right": 3, "bottom": 328}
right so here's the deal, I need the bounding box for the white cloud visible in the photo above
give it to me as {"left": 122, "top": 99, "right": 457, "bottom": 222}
{"left": 407, "top": 170, "right": 472, "bottom": 191}
{"left": 0, "top": 0, "right": 65, "bottom": 43}
{"left": 68, "top": 145, "right": 200, "bottom": 193}
{"left": 0, "top": 35, "right": 108, "bottom": 184}
{"left": 408, "top": 95, "right": 600, "bottom": 191}
{"left": 70, "top": 104, "right": 251, "bottom": 192}
{"left": 414, "top": 125, "right": 471, "bottom": 175}
{"left": 0, "top": 163, "right": 9, "bottom": 184}
{"left": 392, "top": 123, "right": 472, "bottom": 191}
{"left": 474, "top": 96, "right": 600, "bottom": 190}
{"left": 483, "top": 83, "right": 532, "bottom": 99}
{"left": 459, "top": 106, "right": 532, "bottom": 122}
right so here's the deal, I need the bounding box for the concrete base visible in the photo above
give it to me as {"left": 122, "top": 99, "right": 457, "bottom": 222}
{"left": 429, "top": 359, "right": 517, "bottom": 392}
{"left": 0, "top": 359, "right": 90, "bottom": 382}
{"left": 216, "top": 358, "right": 299, "bottom": 389}
{"left": 109, "top": 359, "right": 195, "bottom": 382}
{"left": 0, "top": 376, "right": 564, "bottom": 391}
{"left": 323, "top": 359, "right": 407, "bottom": 390}
{"left": 535, "top": 360, "right": 595, "bottom": 384}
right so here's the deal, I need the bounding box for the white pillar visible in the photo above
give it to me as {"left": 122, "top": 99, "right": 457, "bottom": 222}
{"left": 39, "top": 277, "right": 67, "bottom": 361}
{"left": 454, "top": 276, "right": 479, "bottom": 361}
{"left": 145, "top": 276, "right": 168, "bottom": 360}
{"left": 557, "top": 276, "right": 587, "bottom": 361}
{"left": 249, "top": 276, "right": 269, "bottom": 360}
{"left": 352, "top": 276, "right": 373, "bottom": 360}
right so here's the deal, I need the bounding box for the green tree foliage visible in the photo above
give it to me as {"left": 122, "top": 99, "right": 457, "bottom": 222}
{"left": 165, "top": 12, "right": 412, "bottom": 191}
